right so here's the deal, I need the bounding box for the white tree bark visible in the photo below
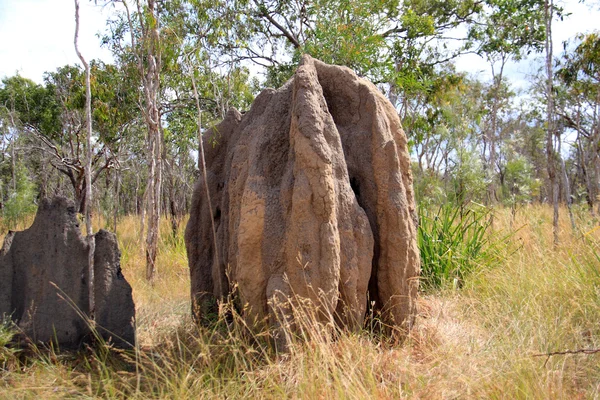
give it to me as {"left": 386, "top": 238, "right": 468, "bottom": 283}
{"left": 545, "top": 0, "right": 559, "bottom": 245}
{"left": 122, "top": 0, "right": 162, "bottom": 280}
{"left": 74, "top": 0, "right": 95, "bottom": 318}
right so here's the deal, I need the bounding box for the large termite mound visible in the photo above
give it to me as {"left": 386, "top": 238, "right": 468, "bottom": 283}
{"left": 0, "top": 196, "right": 135, "bottom": 348}
{"left": 185, "top": 55, "right": 419, "bottom": 332}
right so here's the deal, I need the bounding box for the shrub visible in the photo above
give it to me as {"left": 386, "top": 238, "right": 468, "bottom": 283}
{"left": 418, "top": 202, "right": 497, "bottom": 291}
{"left": 1, "top": 164, "right": 37, "bottom": 230}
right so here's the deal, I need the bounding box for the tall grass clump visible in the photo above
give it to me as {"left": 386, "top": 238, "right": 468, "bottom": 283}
{"left": 418, "top": 202, "right": 501, "bottom": 291}
{"left": 0, "top": 319, "right": 19, "bottom": 371}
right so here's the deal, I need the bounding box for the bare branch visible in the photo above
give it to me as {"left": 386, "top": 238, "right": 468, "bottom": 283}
{"left": 253, "top": 0, "right": 301, "bottom": 49}
{"left": 533, "top": 348, "right": 600, "bottom": 367}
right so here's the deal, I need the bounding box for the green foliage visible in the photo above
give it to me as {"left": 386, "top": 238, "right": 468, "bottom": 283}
{"left": 413, "top": 148, "right": 487, "bottom": 207}
{"left": 0, "top": 318, "right": 18, "bottom": 370}
{"left": 0, "top": 0, "right": 594, "bottom": 224}
{"left": 501, "top": 155, "right": 540, "bottom": 206}
{"left": 557, "top": 32, "right": 600, "bottom": 87}
{"left": 263, "top": 63, "right": 297, "bottom": 89}
{"left": 413, "top": 167, "right": 445, "bottom": 203}
{"left": 555, "top": 32, "right": 600, "bottom": 210}
{"left": 403, "top": 67, "right": 471, "bottom": 150}
{"left": 418, "top": 202, "right": 494, "bottom": 291}
{"left": 449, "top": 148, "right": 488, "bottom": 207}
{"left": 0, "top": 75, "right": 61, "bottom": 139}
{"left": 1, "top": 164, "right": 37, "bottom": 230}
{"left": 90, "top": 60, "right": 139, "bottom": 147}
{"left": 468, "top": 0, "right": 549, "bottom": 62}
{"left": 301, "top": 0, "right": 390, "bottom": 81}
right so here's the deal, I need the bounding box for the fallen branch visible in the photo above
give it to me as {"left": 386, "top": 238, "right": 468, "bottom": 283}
{"left": 533, "top": 348, "right": 600, "bottom": 367}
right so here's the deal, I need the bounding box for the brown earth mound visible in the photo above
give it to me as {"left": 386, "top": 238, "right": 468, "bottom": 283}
{"left": 0, "top": 196, "right": 135, "bottom": 348}
{"left": 185, "top": 55, "right": 419, "bottom": 334}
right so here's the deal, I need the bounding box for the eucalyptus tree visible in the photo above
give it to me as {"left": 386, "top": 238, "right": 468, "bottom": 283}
{"left": 409, "top": 72, "right": 492, "bottom": 207}
{"left": 234, "top": 0, "right": 485, "bottom": 84}
{"left": 544, "top": 0, "right": 559, "bottom": 243}
{"left": 0, "top": 68, "right": 117, "bottom": 213}
{"left": 0, "top": 76, "right": 24, "bottom": 196}
{"left": 74, "top": 0, "right": 96, "bottom": 322}
{"left": 90, "top": 60, "right": 140, "bottom": 227}
{"left": 130, "top": 0, "right": 552, "bottom": 209}
{"left": 241, "top": 0, "right": 559, "bottom": 207}
{"left": 495, "top": 111, "right": 543, "bottom": 212}
{"left": 160, "top": 0, "right": 486, "bottom": 128}
{"left": 556, "top": 32, "right": 600, "bottom": 217}
{"left": 100, "top": 0, "right": 164, "bottom": 280}
{"left": 151, "top": 0, "right": 256, "bottom": 236}
{"left": 468, "top": 0, "right": 546, "bottom": 204}
{"left": 99, "top": 0, "right": 259, "bottom": 277}
{"left": 0, "top": 81, "right": 38, "bottom": 225}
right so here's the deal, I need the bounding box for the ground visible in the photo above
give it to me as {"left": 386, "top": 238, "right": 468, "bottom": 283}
{"left": 0, "top": 205, "right": 599, "bottom": 399}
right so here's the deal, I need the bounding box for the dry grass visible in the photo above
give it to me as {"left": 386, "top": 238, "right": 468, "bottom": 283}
{"left": 113, "top": 216, "right": 191, "bottom": 347}
{"left": 1, "top": 205, "right": 600, "bottom": 399}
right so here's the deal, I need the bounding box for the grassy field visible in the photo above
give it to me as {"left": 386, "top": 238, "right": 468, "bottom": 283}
{"left": 1, "top": 205, "right": 600, "bottom": 399}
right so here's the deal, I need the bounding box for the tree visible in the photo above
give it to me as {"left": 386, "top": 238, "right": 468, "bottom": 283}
{"left": 90, "top": 60, "right": 140, "bottom": 229}
{"left": 557, "top": 32, "right": 600, "bottom": 217}
{"left": 469, "top": 0, "right": 546, "bottom": 204}
{"left": 545, "top": 0, "right": 559, "bottom": 244}
{"left": 103, "top": 0, "right": 163, "bottom": 280}
{"left": 0, "top": 69, "right": 116, "bottom": 213}
{"left": 74, "top": 0, "right": 95, "bottom": 321}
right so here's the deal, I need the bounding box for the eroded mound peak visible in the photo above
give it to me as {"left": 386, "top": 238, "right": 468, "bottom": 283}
{"left": 185, "top": 55, "right": 420, "bottom": 337}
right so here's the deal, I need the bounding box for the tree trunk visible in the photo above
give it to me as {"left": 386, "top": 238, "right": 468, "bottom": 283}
{"left": 123, "top": 0, "right": 163, "bottom": 281}
{"left": 113, "top": 168, "right": 120, "bottom": 232}
{"left": 561, "top": 158, "right": 576, "bottom": 231}
{"left": 578, "top": 138, "right": 595, "bottom": 216}
{"left": 74, "top": 0, "right": 95, "bottom": 320}
{"left": 145, "top": 126, "right": 161, "bottom": 281}
{"left": 142, "top": 0, "right": 162, "bottom": 281}
{"left": 487, "top": 58, "right": 506, "bottom": 206}
{"left": 8, "top": 111, "right": 16, "bottom": 193}
{"left": 545, "top": 0, "right": 559, "bottom": 246}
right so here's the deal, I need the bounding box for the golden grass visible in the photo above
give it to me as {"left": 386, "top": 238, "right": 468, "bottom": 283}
{"left": 113, "top": 216, "right": 191, "bottom": 348}
{"left": 1, "top": 205, "right": 599, "bottom": 399}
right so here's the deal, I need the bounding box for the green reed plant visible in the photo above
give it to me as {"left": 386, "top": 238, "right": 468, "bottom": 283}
{"left": 418, "top": 202, "right": 497, "bottom": 291}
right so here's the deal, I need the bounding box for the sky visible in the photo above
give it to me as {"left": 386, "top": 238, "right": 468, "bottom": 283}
{"left": 0, "top": 0, "right": 114, "bottom": 82}
{"left": 0, "top": 0, "right": 599, "bottom": 86}
{"left": 454, "top": 0, "right": 600, "bottom": 89}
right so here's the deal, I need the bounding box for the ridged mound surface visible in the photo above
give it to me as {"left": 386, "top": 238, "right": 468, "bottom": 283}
{"left": 185, "top": 55, "right": 419, "bottom": 332}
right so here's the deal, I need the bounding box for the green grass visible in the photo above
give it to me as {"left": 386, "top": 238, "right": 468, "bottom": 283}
{"left": 1, "top": 206, "right": 600, "bottom": 398}
{"left": 418, "top": 202, "right": 508, "bottom": 291}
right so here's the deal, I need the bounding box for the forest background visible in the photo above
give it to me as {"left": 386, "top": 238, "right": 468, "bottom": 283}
{"left": 1, "top": 1, "right": 600, "bottom": 397}
{"left": 2, "top": 0, "right": 600, "bottom": 257}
